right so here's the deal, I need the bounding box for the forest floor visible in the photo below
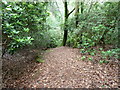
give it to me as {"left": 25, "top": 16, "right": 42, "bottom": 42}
{"left": 2, "top": 46, "right": 119, "bottom": 88}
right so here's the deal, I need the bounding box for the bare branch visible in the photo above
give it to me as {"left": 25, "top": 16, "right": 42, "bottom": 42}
{"left": 68, "top": 8, "right": 75, "bottom": 17}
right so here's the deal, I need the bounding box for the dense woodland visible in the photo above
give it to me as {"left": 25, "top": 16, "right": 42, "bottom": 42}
{"left": 1, "top": 0, "right": 120, "bottom": 88}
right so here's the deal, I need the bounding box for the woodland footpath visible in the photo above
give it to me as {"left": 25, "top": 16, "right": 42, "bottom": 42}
{"left": 1, "top": 0, "right": 120, "bottom": 88}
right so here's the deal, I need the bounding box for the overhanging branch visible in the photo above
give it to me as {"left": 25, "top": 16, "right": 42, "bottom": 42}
{"left": 68, "top": 8, "right": 75, "bottom": 17}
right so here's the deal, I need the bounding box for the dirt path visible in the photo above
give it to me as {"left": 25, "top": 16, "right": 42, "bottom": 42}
{"left": 2, "top": 46, "right": 118, "bottom": 88}
{"left": 27, "top": 46, "right": 118, "bottom": 88}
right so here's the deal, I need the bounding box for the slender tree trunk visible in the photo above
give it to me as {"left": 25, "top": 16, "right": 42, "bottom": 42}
{"left": 63, "top": 30, "right": 68, "bottom": 46}
{"left": 75, "top": 0, "right": 79, "bottom": 28}
{"left": 80, "top": 2, "right": 84, "bottom": 44}
{"left": 63, "top": 1, "right": 68, "bottom": 46}
{"left": 118, "top": 1, "right": 120, "bottom": 48}
{"left": 62, "top": 0, "right": 75, "bottom": 46}
{"left": 81, "top": 2, "right": 84, "bottom": 14}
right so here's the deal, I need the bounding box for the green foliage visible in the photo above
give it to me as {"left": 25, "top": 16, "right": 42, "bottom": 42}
{"left": 99, "top": 48, "right": 103, "bottom": 51}
{"left": 67, "top": 2, "right": 118, "bottom": 49}
{"left": 111, "top": 48, "right": 120, "bottom": 59}
{"left": 90, "top": 52, "right": 95, "bottom": 56}
{"left": 46, "top": 29, "right": 63, "bottom": 48}
{"left": 101, "top": 48, "right": 120, "bottom": 59}
{"left": 2, "top": 1, "right": 119, "bottom": 57}
{"left": 81, "top": 56, "right": 86, "bottom": 60}
{"left": 99, "top": 60, "right": 109, "bottom": 64}
{"left": 2, "top": 2, "right": 50, "bottom": 53}
{"left": 8, "top": 37, "right": 34, "bottom": 53}
{"left": 66, "top": 2, "right": 119, "bottom": 64}
{"left": 36, "top": 58, "right": 45, "bottom": 63}
{"left": 80, "top": 49, "right": 86, "bottom": 54}
{"left": 88, "top": 57, "right": 93, "bottom": 61}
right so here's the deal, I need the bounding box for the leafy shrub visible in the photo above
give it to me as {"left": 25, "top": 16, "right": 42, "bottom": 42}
{"left": 101, "top": 48, "right": 120, "bottom": 59}
{"left": 66, "top": 2, "right": 118, "bottom": 49}
{"left": 2, "top": 2, "right": 49, "bottom": 53}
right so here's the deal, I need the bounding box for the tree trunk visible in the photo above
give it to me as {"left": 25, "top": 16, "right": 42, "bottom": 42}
{"left": 62, "top": 0, "right": 75, "bottom": 46}
{"left": 63, "top": 1, "right": 68, "bottom": 46}
{"left": 118, "top": 1, "right": 120, "bottom": 48}
{"left": 63, "top": 30, "right": 68, "bottom": 46}
{"left": 75, "top": 0, "right": 79, "bottom": 28}
{"left": 81, "top": 2, "right": 84, "bottom": 14}
{"left": 80, "top": 2, "right": 84, "bottom": 44}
